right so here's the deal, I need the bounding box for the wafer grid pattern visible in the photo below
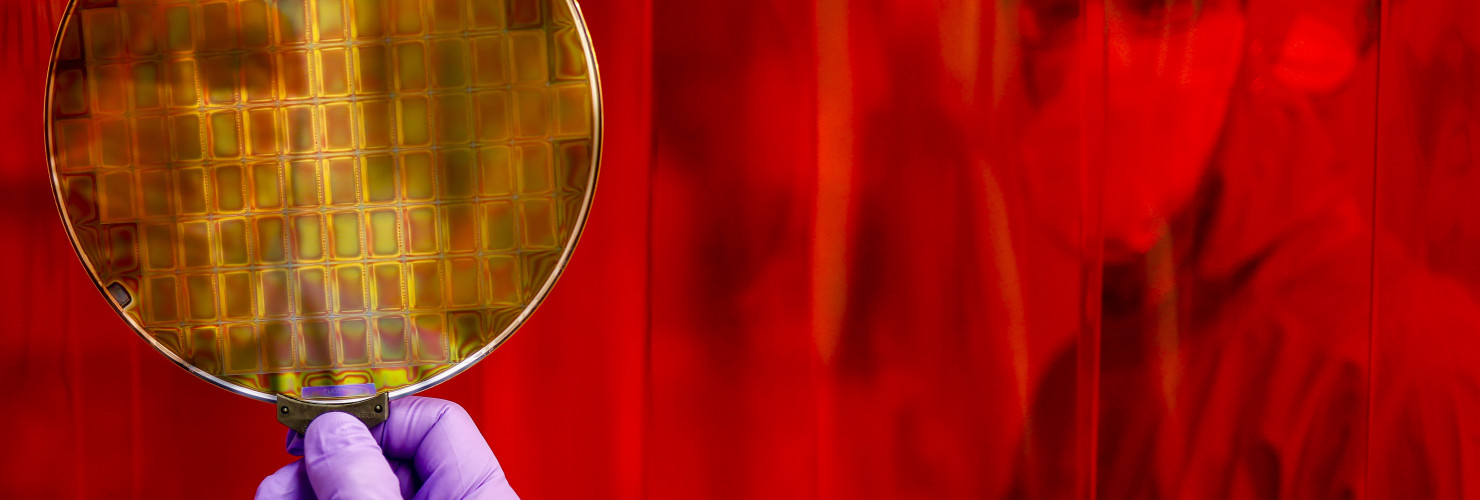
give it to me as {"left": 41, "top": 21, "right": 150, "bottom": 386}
{"left": 48, "top": 0, "right": 595, "bottom": 397}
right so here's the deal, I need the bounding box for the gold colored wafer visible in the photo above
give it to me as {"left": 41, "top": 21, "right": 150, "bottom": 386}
{"left": 45, "top": 0, "right": 600, "bottom": 402}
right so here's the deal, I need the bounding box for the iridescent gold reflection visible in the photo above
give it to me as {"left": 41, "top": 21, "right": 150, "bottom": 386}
{"left": 49, "top": 0, "right": 597, "bottom": 399}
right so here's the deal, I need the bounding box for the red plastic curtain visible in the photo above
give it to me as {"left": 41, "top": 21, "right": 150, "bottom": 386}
{"left": 2, "top": 0, "right": 1479, "bottom": 498}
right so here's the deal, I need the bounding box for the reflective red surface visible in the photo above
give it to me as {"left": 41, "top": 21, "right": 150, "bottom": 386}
{"left": 2, "top": 0, "right": 1479, "bottom": 498}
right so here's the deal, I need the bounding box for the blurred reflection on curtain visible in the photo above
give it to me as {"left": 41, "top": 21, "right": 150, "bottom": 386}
{"left": 1372, "top": 0, "right": 1480, "bottom": 497}
{"left": 808, "top": 0, "right": 1096, "bottom": 497}
{"left": 1002, "top": 0, "right": 1480, "bottom": 497}
{"left": 1012, "top": 0, "right": 1382, "bottom": 496}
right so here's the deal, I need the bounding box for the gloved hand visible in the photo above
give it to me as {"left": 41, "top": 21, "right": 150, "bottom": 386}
{"left": 255, "top": 396, "right": 518, "bottom": 500}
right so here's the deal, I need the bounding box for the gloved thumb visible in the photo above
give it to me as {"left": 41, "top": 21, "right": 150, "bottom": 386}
{"left": 302, "top": 412, "right": 402, "bottom": 500}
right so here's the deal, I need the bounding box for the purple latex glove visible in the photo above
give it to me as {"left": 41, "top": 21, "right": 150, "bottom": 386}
{"left": 255, "top": 396, "right": 518, "bottom": 500}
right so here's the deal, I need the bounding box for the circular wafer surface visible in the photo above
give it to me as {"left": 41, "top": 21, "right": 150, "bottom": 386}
{"left": 45, "top": 0, "right": 600, "bottom": 401}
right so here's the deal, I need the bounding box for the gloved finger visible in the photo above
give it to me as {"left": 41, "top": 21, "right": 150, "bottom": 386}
{"left": 370, "top": 397, "right": 517, "bottom": 499}
{"left": 302, "top": 412, "right": 402, "bottom": 500}
{"left": 390, "top": 458, "right": 422, "bottom": 498}
{"left": 255, "top": 459, "right": 315, "bottom": 500}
